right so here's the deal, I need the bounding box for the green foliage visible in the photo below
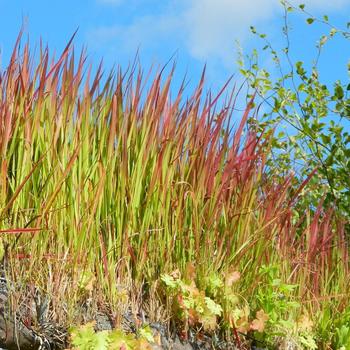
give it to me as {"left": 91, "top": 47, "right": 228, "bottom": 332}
{"left": 161, "top": 269, "right": 272, "bottom": 340}
{"left": 68, "top": 322, "right": 153, "bottom": 350}
{"left": 256, "top": 265, "right": 300, "bottom": 328}
{"left": 161, "top": 272, "right": 223, "bottom": 330}
{"left": 70, "top": 323, "right": 111, "bottom": 350}
{"left": 331, "top": 307, "right": 350, "bottom": 350}
{"left": 334, "top": 325, "right": 350, "bottom": 350}
{"left": 137, "top": 325, "right": 155, "bottom": 344}
{"left": 238, "top": 1, "right": 350, "bottom": 230}
{"left": 160, "top": 266, "right": 320, "bottom": 348}
{"left": 254, "top": 265, "right": 317, "bottom": 349}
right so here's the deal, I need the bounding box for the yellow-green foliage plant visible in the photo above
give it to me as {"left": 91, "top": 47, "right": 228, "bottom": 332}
{"left": 0, "top": 32, "right": 349, "bottom": 348}
{"left": 67, "top": 322, "right": 154, "bottom": 350}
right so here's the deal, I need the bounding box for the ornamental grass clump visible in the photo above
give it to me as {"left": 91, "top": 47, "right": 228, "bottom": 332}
{"left": 0, "top": 33, "right": 349, "bottom": 347}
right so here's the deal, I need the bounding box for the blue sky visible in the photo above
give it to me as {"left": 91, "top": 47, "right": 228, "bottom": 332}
{"left": 0, "top": 0, "right": 349, "bottom": 97}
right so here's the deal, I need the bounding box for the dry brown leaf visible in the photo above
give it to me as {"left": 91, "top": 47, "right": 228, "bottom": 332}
{"left": 188, "top": 308, "right": 199, "bottom": 326}
{"left": 185, "top": 262, "right": 196, "bottom": 280}
{"left": 225, "top": 270, "right": 241, "bottom": 287}
{"left": 233, "top": 306, "right": 250, "bottom": 334}
{"left": 297, "top": 313, "right": 313, "bottom": 332}
{"left": 201, "top": 314, "right": 217, "bottom": 331}
{"left": 235, "top": 318, "right": 250, "bottom": 334}
{"left": 170, "top": 269, "right": 181, "bottom": 280}
{"left": 250, "top": 309, "right": 269, "bottom": 333}
{"left": 136, "top": 338, "right": 153, "bottom": 350}
{"left": 153, "top": 333, "right": 162, "bottom": 346}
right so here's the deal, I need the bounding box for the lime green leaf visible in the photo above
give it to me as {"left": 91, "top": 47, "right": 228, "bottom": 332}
{"left": 161, "top": 274, "right": 177, "bottom": 289}
{"left": 94, "top": 331, "right": 110, "bottom": 350}
{"left": 335, "top": 85, "right": 344, "bottom": 99}
{"left": 299, "top": 334, "right": 317, "bottom": 349}
{"left": 70, "top": 322, "right": 97, "bottom": 350}
{"left": 138, "top": 325, "right": 155, "bottom": 343}
{"left": 204, "top": 297, "right": 222, "bottom": 316}
{"left": 109, "top": 330, "right": 137, "bottom": 350}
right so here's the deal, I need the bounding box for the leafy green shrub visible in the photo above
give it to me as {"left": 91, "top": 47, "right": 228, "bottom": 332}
{"left": 161, "top": 268, "right": 271, "bottom": 341}
{"left": 68, "top": 322, "right": 154, "bottom": 350}
{"left": 238, "top": 0, "right": 350, "bottom": 232}
{"left": 161, "top": 271, "right": 223, "bottom": 331}
{"left": 254, "top": 265, "right": 317, "bottom": 349}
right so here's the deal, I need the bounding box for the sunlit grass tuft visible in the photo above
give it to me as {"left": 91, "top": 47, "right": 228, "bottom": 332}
{"left": 0, "top": 33, "right": 348, "bottom": 347}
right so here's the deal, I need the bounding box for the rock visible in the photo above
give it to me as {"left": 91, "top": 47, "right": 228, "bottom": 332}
{"left": 150, "top": 345, "right": 163, "bottom": 350}
{"left": 171, "top": 336, "right": 193, "bottom": 350}
{"left": 95, "top": 312, "right": 114, "bottom": 331}
{"left": 0, "top": 264, "right": 53, "bottom": 350}
{"left": 0, "top": 312, "right": 50, "bottom": 350}
{"left": 274, "top": 336, "right": 298, "bottom": 350}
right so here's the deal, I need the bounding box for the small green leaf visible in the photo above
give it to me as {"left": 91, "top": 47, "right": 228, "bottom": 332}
{"left": 70, "top": 322, "right": 98, "bottom": 350}
{"left": 138, "top": 325, "right": 155, "bottom": 343}
{"left": 272, "top": 278, "right": 281, "bottom": 287}
{"left": 204, "top": 297, "right": 223, "bottom": 316}
{"left": 161, "top": 274, "right": 177, "bottom": 289}
{"left": 287, "top": 301, "right": 301, "bottom": 308}
{"left": 299, "top": 4, "right": 305, "bottom": 10}
{"left": 320, "top": 35, "right": 328, "bottom": 46}
{"left": 306, "top": 18, "right": 315, "bottom": 24}
{"left": 299, "top": 335, "right": 317, "bottom": 350}
{"left": 94, "top": 331, "right": 110, "bottom": 350}
{"left": 335, "top": 85, "right": 344, "bottom": 99}
{"left": 109, "top": 330, "right": 137, "bottom": 350}
{"left": 330, "top": 28, "right": 337, "bottom": 37}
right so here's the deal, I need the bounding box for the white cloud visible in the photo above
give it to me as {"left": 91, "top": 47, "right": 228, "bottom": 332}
{"left": 182, "top": 0, "right": 350, "bottom": 63}
{"left": 182, "top": 0, "right": 278, "bottom": 63}
{"left": 90, "top": 0, "right": 350, "bottom": 67}
{"left": 89, "top": 14, "right": 180, "bottom": 54}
